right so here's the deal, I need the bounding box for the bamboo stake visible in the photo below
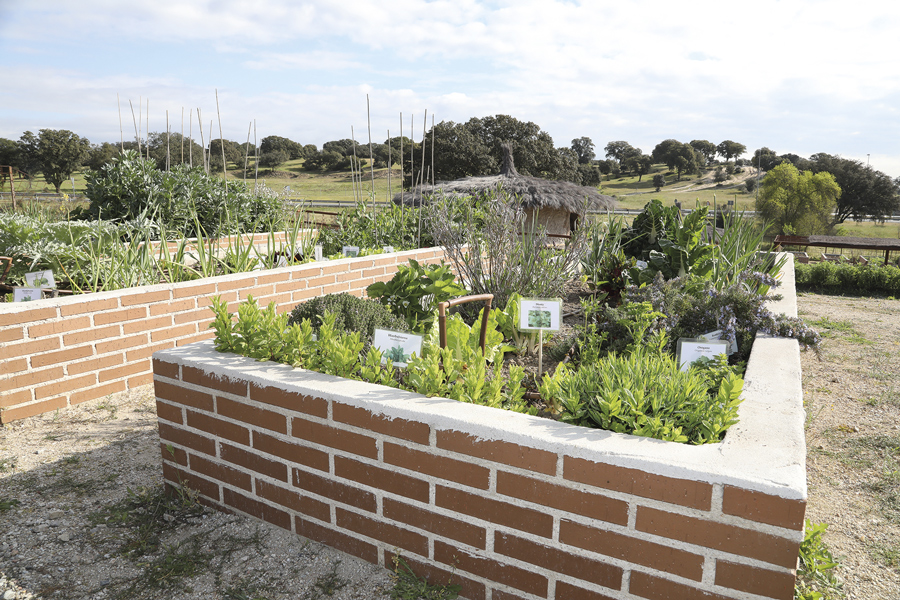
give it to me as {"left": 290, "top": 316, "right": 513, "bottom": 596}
{"left": 254, "top": 120, "right": 259, "bottom": 192}
{"left": 399, "top": 113, "right": 404, "bottom": 219}
{"left": 197, "top": 108, "right": 206, "bottom": 174}
{"left": 166, "top": 110, "right": 170, "bottom": 171}
{"left": 208, "top": 120, "right": 213, "bottom": 174}
{"left": 117, "top": 93, "right": 124, "bottom": 153}
{"left": 387, "top": 129, "right": 392, "bottom": 205}
{"left": 366, "top": 94, "right": 376, "bottom": 234}
{"left": 129, "top": 99, "right": 141, "bottom": 155}
{"left": 181, "top": 107, "right": 185, "bottom": 165}
{"left": 351, "top": 126, "right": 360, "bottom": 204}
{"left": 243, "top": 121, "right": 252, "bottom": 181}
{"left": 418, "top": 110, "right": 427, "bottom": 247}
{"left": 408, "top": 113, "right": 414, "bottom": 215}
{"left": 431, "top": 114, "right": 435, "bottom": 188}
{"left": 145, "top": 99, "right": 149, "bottom": 160}
{"left": 189, "top": 108, "right": 194, "bottom": 168}
{"left": 215, "top": 89, "right": 227, "bottom": 188}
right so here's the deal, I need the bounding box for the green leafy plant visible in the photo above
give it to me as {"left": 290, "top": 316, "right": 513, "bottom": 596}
{"left": 538, "top": 336, "right": 743, "bottom": 445}
{"left": 795, "top": 261, "right": 900, "bottom": 295}
{"left": 366, "top": 259, "right": 467, "bottom": 333}
{"left": 795, "top": 520, "right": 844, "bottom": 599}
{"left": 494, "top": 293, "right": 540, "bottom": 354}
{"left": 288, "top": 293, "right": 408, "bottom": 342}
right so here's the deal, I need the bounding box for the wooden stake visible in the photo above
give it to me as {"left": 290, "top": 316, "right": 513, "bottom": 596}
{"left": 399, "top": 113, "right": 404, "bottom": 219}
{"left": 189, "top": 108, "right": 194, "bottom": 168}
{"left": 129, "top": 99, "right": 141, "bottom": 155}
{"left": 351, "top": 126, "right": 360, "bottom": 204}
{"left": 117, "top": 93, "right": 124, "bottom": 153}
{"left": 418, "top": 110, "right": 427, "bottom": 246}
{"left": 254, "top": 120, "right": 259, "bottom": 192}
{"left": 166, "top": 110, "right": 170, "bottom": 171}
{"left": 387, "top": 129, "right": 392, "bottom": 204}
{"left": 197, "top": 108, "right": 206, "bottom": 174}
{"left": 180, "top": 107, "right": 185, "bottom": 165}
{"left": 145, "top": 99, "right": 149, "bottom": 160}
{"left": 215, "top": 89, "right": 227, "bottom": 188}
{"left": 366, "top": 94, "right": 376, "bottom": 237}
{"left": 244, "top": 121, "right": 252, "bottom": 181}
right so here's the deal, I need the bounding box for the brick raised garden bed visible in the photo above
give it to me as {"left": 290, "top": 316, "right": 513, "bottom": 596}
{"left": 152, "top": 259, "right": 806, "bottom": 600}
{"left": 0, "top": 246, "right": 448, "bottom": 423}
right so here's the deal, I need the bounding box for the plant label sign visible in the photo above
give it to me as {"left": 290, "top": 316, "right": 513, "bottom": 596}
{"left": 518, "top": 298, "right": 562, "bottom": 331}
{"left": 699, "top": 329, "right": 738, "bottom": 355}
{"left": 382, "top": 246, "right": 395, "bottom": 254}
{"left": 314, "top": 245, "right": 323, "bottom": 261}
{"left": 677, "top": 338, "right": 730, "bottom": 371}
{"left": 13, "top": 287, "right": 41, "bottom": 302}
{"left": 342, "top": 246, "right": 360, "bottom": 258}
{"left": 372, "top": 329, "right": 423, "bottom": 368}
{"left": 25, "top": 269, "right": 55, "bottom": 289}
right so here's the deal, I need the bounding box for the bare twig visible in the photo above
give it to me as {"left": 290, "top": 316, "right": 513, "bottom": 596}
{"left": 117, "top": 93, "right": 124, "bottom": 153}
{"left": 366, "top": 94, "right": 376, "bottom": 236}
{"left": 197, "top": 108, "right": 205, "bottom": 173}
{"left": 166, "top": 110, "right": 170, "bottom": 171}
{"left": 244, "top": 121, "right": 252, "bottom": 181}
{"left": 128, "top": 99, "right": 141, "bottom": 155}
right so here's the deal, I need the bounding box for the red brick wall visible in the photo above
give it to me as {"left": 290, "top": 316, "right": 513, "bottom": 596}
{"left": 152, "top": 348, "right": 805, "bottom": 600}
{"left": 0, "top": 247, "right": 448, "bottom": 423}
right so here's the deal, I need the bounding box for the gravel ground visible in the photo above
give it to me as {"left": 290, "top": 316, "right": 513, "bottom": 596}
{"left": 1, "top": 291, "right": 898, "bottom": 599}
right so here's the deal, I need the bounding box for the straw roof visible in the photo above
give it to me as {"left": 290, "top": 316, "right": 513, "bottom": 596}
{"left": 394, "top": 142, "right": 616, "bottom": 214}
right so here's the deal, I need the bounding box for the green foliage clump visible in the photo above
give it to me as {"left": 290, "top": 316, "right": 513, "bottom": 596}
{"left": 287, "top": 293, "right": 408, "bottom": 341}
{"left": 366, "top": 259, "right": 467, "bottom": 333}
{"left": 756, "top": 162, "right": 841, "bottom": 235}
{"left": 795, "top": 261, "right": 900, "bottom": 295}
{"left": 428, "top": 189, "right": 588, "bottom": 312}
{"left": 590, "top": 275, "right": 821, "bottom": 363}
{"left": 317, "top": 200, "right": 432, "bottom": 255}
{"left": 795, "top": 520, "right": 844, "bottom": 599}
{"left": 81, "top": 150, "right": 283, "bottom": 238}
{"left": 539, "top": 342, "right": 743, "bottom": 445}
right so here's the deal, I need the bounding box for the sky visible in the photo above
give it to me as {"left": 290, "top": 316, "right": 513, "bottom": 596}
{"left": 1, "top": 0, "right": 899, "bottom": 177}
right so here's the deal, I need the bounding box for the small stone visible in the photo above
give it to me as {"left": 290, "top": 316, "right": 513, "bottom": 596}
{"left": 2, "top": 590, "right": 16, "bottom": 600}
{"left": 163, "top": 513, "right": 175, "bottom": 523}
{"left": 58, "top": 532, "right": 71, "bottom": 542}
{"left": 47, "top": 509, "right": 64, "bottom": 519}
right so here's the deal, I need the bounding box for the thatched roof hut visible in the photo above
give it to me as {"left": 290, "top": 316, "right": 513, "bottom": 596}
{"left": 394, "top": 143, "right": 616, "bottom": 235}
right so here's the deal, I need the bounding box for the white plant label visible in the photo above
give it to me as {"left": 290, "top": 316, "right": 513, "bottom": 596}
{"left": 13, "top": 287, "right": 41, "bottom": 302}
{"left": 342, "top": 246, "right": 360, "bottom": 258}
{"left": 677, "top": 338, "right": 730, "bottom": 371}
{"left": 699, "top": 329, "right": 738, "bottom": 355}
{"left": 314, "top": 245, "right": 323, "bottom": 261}
{"left": 25, "top": 269, "right": 55, "bottom": 289}
{"left": 518, "top": 298, "right": 562, "bottom": 331}
{"left": 372, "top": 329, "right": 422, "bottom": 368}
{"left": 382, "top": 246, "right": 395, "bottom": 254}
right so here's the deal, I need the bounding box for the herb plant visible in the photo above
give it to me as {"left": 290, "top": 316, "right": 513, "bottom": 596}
{"left": 287, "top": 293, "right": 408, "bottom": 341}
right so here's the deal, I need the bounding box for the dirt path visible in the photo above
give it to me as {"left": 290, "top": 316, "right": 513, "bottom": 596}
{"left": 799, "top": 292, "right": 900, "bottom": 599}
{"left": 1, "top": 291, "right": 898, "bottom": 599}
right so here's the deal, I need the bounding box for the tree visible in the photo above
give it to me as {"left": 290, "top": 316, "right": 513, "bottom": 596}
{"left": 0, "top": 137, "right": 17, "bottom": 167}
{"left": 751, "top": 147, "right": 782, "bottom": 172}
{"left": 809, "top": 154, "right": 900, "bottom": 223}
{"left": 652, "top": 173, "right": 665, "bottom": 192}
{"left": 145, "top": 132, "right": 206, "bottom": 171}
{"left": 322, "top": 139, "right": 359, "bottom": 157}
{"left": 466, "top": 115, "right": 563, "bottom": 179}
{"left": 652, "top": 140, "right": 697, "bottom": 180}
{"left": 756, "top": 162, "right": 840, "bottom": 235}
{"left": 29, "top": 129, "right": 91, "bottom": 193}
{"left": 624, "top": 154, "right": 653, "bottom": 181}
{"left": 260, "top": 135, "right": 303, "bottom": 160}
{"left": 555, "top": 147, "right": 579, "bottom": 183}
{"left": 258, "top": 149, "right": 290, "bottom": 171}
{"left": 577, "top": 163, "right": 601, "bottom": 187}
{"left": 571, "top": 137, "right": 596, "bottom": 164}
{"left": 716, "top": 140, "right": 746, "bottom": 162}
{"left": 208, "top": 139, "right": 244, "bottom": 172}
{"left": 604, "top": 141, "right": 638, "bottom": 165}
{"left": 14, "top": 131, "right": 42, "bottom": 183}
{"left": 689, "top": 140, "right": 717, "bottom": 164}
{"left": 85, "top": 142, "right": 121, "bottom": 171}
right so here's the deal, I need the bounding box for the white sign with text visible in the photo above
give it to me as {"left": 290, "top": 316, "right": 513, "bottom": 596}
{"left": 372, "top": 329, "right": 423, "bottom": 368}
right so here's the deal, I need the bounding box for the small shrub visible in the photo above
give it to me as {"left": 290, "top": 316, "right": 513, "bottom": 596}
{"left": 366, "top": 260, "right": 467, "bottom": 333}
{"left": 287, "top": 293, "right": 407, "bottom": 341}
{"left": 795, "top": 262, "right": 900, "bottom": 295}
